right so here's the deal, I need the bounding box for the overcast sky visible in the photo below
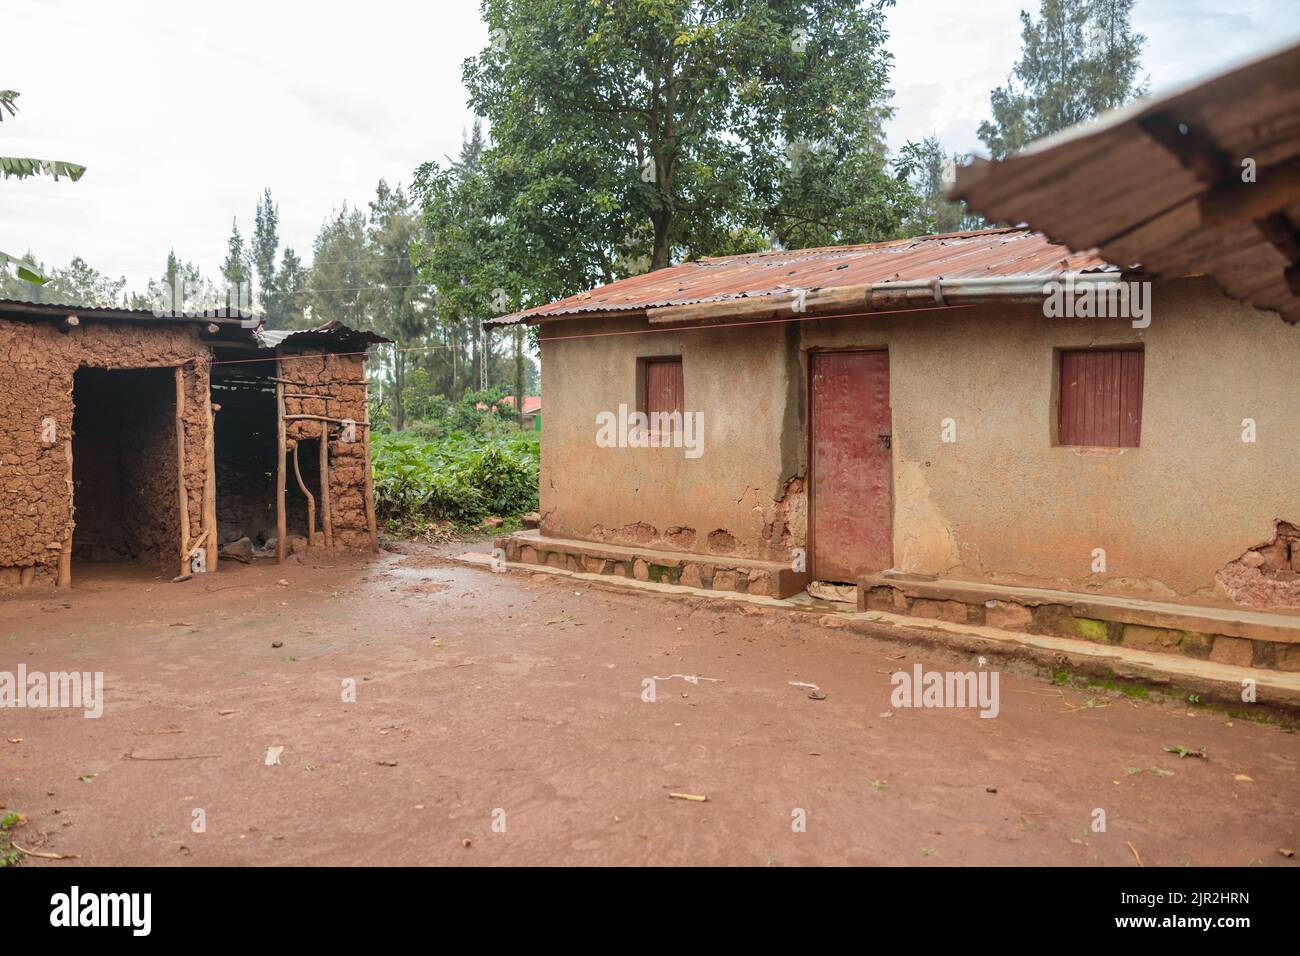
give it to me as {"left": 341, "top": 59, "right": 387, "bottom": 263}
{"left": 6, "top": 0, "right": 1296, "bottom": 293}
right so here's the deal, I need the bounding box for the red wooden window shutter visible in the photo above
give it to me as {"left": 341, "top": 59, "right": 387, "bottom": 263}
{"left": 644, "top": 358, "right": 684, "bottom": 416}
{"left": 1058, "top": 348, "right": 1144, "bottom": 447}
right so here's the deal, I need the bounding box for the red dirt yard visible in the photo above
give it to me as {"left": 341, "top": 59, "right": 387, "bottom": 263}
{"left": 2, "top": 546, "right": 1297, "bottom": 866}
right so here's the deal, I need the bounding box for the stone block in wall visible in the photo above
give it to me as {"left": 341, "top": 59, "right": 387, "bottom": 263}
{"left": 712, "top": 569, "right": 738, "bottom": 591}
{"left": 984, "top": 602, "right": 1032, "bottom": 631}
{"left": 1275, "top": 644, "right": 1300, "bottom": 673}
{"left": 1209, "top": 636, "right": 1253, "bottom": 667}
{"left": 1122, "top": 624, "right": 1182, "bottom": 652}
{"left": 910, "top": 599, "right": 969, "bottom": 624}
{"left": 680, "top": 563, "right": 704, "bottom": 589}
{"left": 632, "top": 558, "right": 649, "bottom": 581}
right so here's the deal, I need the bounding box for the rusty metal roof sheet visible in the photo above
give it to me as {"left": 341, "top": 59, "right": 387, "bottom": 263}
{"left": 488, "top": 227, "right": 1115, "bottom": 325}
{"left": 950, "top": 40, "right": 1300, "bottom": 325}
{"left": 255, "top": 320, "right": 390, "bottom": 351}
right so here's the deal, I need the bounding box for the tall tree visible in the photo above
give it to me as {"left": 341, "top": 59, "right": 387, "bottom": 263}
{"left": 978, "top": 0, "right": 1147, "bottom": 159}
{"left": 221, "top": 219, "right": 252, "bottom": 314}
{"left": 307, "top": 205, "right": 370, "bottom": 329}
{"left": 41, "top": 256, "right": 127, "bottom": 308}
{"left": 413, "top": 124, "right": 517, "bottom": 399}
{"left": 269, "top": 247, "right": 308, "bottom": 328}
{"left": 367, "top": 180, "right": 432, "bottom": 431}
{"left": 252, "top": 188, "right": 280, "bottom": 313}
{"left": 902, "top": 136, "right": 985, "bottom": 236}
{"left": 459, "top": 0, "right": 915, "bottom": 298}
{"left": 1, "top": 90, "right": 86, "bottom": 284}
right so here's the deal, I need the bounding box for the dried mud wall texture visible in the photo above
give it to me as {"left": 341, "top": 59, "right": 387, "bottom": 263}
{"left": 280, "top": 352, "right": 372, "bottom": 549}
{"left": 539, "top": 279, "right": 1300, "bottom": 610}
{"left": 0, "top": 318, "right": 211, "bottom": 587}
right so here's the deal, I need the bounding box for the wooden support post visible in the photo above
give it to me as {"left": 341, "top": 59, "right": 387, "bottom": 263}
{"left": 174, "top": 366, "right": 190, "bottom": 577}
{"left": 291, "top": 441, "right": 316, "bottom": 547}
{"left": 360, "top": 354, "right": 379, "bottom": 552}
{"left": 362, "top": 415, "right": 379, "bottom": 553}
{"left": 58, "top": 437, "right": 73, "bottom": 588}
{"left": 275, "top": 362, "right": 287, "bottom": 564}
{"left": 319, "top": 427, "right": 333, "bottom": 549}
{"left": 204, "top": 395, "right": 219, "bottom": 572}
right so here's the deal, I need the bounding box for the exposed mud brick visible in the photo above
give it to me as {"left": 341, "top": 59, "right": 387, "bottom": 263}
{"left": 518, "top": 545, "right": 538, "bottom": 564}
{"left": 566, "top": 555, "right": 582, "bottom": 572}
{"left": 1209, "top": 636, "right": 1254, "bottom": 667}
{"left": 546, "top": 552, "right": 565, "bottom": 569}
{"left": 680, "top": 563, "right": 704, "bottom": 589}
{"left": 609, "top": 522, "right": 657, "bottom": 547}
{"left": 1216, "top": 519, "right": 1300, "bottom": 609}
{"left": 985, "top": 602, "right": 1032, "bottom": 631}
{"left": 582, "top": 555, "right": 607, "bottom": 574}
{"left": 632, "top": 558, "right": 650, "bottom": 581}
{"left": 707, "top": 529, "right": 738, "bottom": 554}
{"left": 712, "top": 569, "right": 738, "bottom": 591}
{"left": 663, "top": 526, "right": 696, "bottom": 550}
{"left": 910, "top": 599, "right": 969, "bottom": 624}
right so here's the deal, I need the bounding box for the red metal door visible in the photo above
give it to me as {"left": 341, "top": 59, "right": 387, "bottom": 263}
{"left": 811, "top": 350, "right": 892, "bottom": 583}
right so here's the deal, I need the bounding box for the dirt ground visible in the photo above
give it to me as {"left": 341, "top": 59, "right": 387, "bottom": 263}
{"left": 2, "top": 543, "right": 1297, "bottom": 867}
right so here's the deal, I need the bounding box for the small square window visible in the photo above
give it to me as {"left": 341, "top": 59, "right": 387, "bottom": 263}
{"left": 1058, "top": 348, "right": 1144, "bottom": 447}
{"left": 643, "top": 357, "right": 683, "bottom": 417}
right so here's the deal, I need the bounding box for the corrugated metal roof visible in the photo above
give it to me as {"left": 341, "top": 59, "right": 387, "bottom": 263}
{"left": 0, "top": 297, "right": 252, "bottom": 326}
{"left": 950, "top": 40, "right": 1300, "bottom": 325}
{"left": 488, "top": 227, "right": 1114, "bottom": 325}
{"left": 255, "top": 320, "right": 390, "bottom": 350}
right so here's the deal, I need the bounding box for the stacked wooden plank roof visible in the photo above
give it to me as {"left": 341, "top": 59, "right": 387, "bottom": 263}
{"left": 950, "top": 41, "right": 1300, "bottom": 325}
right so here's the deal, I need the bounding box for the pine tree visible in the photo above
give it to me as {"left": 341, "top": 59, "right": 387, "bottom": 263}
{"left": 978, "top": 0, "right": 1147, "bottom": 159}
{"left": 252, "top": 188, "right": 280, "bottom": 315}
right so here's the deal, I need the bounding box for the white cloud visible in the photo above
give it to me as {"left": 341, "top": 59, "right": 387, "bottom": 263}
{"left": 4, "top": 0, "right": 1296, "bottom": 293}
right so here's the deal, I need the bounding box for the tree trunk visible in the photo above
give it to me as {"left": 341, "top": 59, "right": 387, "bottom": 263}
{"left": 514, "top": 326, "right": 525, "bottom": 429}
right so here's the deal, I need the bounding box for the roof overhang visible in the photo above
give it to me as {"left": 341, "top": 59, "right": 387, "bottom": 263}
{"left": 949, "top": 40, "right": 1300, "bottom": 325}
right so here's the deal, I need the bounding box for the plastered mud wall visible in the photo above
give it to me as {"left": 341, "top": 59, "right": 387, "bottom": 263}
{"left": 538, "top": 278, "right": 1300, "bottom": 611}
{"left": 280, "top": 352, "right": 372, "bottom": 549}
{"left": 0, "top": 317, "right": 211, "bottom": 587}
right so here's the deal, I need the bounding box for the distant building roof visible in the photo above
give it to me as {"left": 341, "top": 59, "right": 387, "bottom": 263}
{"left": 950, "top": 40, "right": 1300, "bottom": 325}
{"left": 488, "top": 227, "right": 1116, "bottom": 326}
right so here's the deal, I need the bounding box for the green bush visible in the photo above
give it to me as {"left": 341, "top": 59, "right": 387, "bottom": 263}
{"left": 371, "top": 428, "right": 538, "bottom": 526}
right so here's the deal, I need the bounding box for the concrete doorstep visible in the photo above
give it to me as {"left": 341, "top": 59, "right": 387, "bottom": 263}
{"left": 454, "top": 550, "right": 1300, "bottom": 715}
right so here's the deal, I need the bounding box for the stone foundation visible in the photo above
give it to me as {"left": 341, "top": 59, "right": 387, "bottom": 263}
{"left": 859, "top": 574, "right": 1300, "bottom": 672}
{"left": 496, "top": 531, "right": 809, "bottom": 598}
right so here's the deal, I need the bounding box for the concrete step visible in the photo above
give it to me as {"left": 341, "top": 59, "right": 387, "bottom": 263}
{"left": 496, "top": 530, "right": 810, "bottom": 598}
{"left": 860, "top": 573, "right": 1300, "bottom": 672}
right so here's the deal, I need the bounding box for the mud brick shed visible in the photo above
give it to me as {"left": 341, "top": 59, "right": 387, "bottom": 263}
{"left": 489, "top": 225, "right": 1300, "bottom": 674}
{"left": 0, "top": 299, "right": 388, "bottom": 589}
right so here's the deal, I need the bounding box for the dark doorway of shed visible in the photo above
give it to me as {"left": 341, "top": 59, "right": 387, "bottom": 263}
{"left": 70, "top": 366, "right": 181, "bottom": 584}
{"left": 211, "top": 362, "right": 280, "bottom": 560}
